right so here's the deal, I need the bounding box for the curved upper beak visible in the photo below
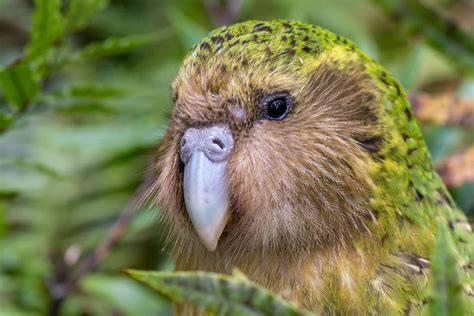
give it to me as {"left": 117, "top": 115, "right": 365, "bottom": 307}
{"left": 180, "top": 124, "right": 234, "bottom": 251}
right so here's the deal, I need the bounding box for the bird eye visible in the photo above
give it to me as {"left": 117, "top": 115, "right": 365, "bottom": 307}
{"left": 260, "top": 93, "right": 292, "bottom": 121}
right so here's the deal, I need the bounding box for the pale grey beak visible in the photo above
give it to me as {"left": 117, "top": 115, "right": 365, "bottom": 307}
{"left": 180, "top": 124, "right": 234, "bottom": 251}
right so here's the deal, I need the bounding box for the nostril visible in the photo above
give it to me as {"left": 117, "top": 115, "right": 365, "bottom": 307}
{"left": 181, "top": 125, "right": 233, "bottom": 163}
{"left": 212, "top": 138, "right": 225, "bottom": 150}
{"left": 180, "top": 136, "right": 188, "bottom": 150}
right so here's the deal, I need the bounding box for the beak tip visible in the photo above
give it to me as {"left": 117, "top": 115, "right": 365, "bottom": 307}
{"left": 203, "top": 240, "right": 218, "bottom": 252}
{"left": 196, "top": 226, "right": 223, "bottom": 251}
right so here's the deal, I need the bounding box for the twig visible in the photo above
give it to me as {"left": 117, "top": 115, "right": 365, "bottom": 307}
{"left": 47, "top": 178, "right": 157, "bottom": 316}
{"left": 48, "top": 251, "right": 70, "bottom": 316}
{"left": 48, "top": 202, "right": 139, "bottom": 315}
{"left": 203, "top": 0, "right": 243, "bottom": 26}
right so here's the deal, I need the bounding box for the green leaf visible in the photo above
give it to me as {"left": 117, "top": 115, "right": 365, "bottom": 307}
{"left": 81, "top": 273, "right": 171, "bottom": 315}
{"left": 427, "top": 221, "right": 466, "bottom": 316}
{"left": 0, "top": 112, "right": 13, "bottom": 132}
{"left": 166, "top": 7, "right": 208, "bottom": 49}
{"left": 0, "top": 158, "right": 62, "bottom": 179}
{"left": 0, "top": 62, "right": 40, "bottom": 110}
{"left": 372, "top": 0, "right": 474, "bottom": 77}
{"left": 126, "top": 269, "right": 312, "bottom": 316}
{"left": 64, "top": 0, "right": 109, "bottom": 32}
{"left": 25, "top": 0, "right": 65, "bottom": 61}
{"left": 0, "top": 0, "right": 10, "bottom": 10}
{"left": 54, "top": 102, "right": 116, "bottom": 115}
{"left": 37, "top": 84, "right": 123, "bottom": 115}
{"left": 0, "top": 201, "right": 7, "bottom": 237}
{"left": 61, "top": 31, "right": 171, "bottom": 64}
{"left": 54, "top": 84, "right": 124, "bottom": 98}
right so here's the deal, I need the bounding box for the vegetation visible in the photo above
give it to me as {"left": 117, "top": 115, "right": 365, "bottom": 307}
{"left": 0, "top": 0, "right": 472, "bottom": 315}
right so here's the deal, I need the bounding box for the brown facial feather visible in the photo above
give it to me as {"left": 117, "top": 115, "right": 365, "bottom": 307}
{"left": 154, "top": 58, "right": 382, "bottom": 274}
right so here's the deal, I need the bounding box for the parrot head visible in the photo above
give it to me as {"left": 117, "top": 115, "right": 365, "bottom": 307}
{"left": 152, "top": 20, "right": 434, "bottom": 267}
{"left": 147, "top": 20, "right": 473, "bottom": 314}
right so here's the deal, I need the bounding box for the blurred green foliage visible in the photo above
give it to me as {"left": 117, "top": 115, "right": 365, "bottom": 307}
{"left": 128, "top": 269, "right": 312, "bottom": 315}
{"left": 427, "top": 222, "right": 467, "bottom": 315}
{"left": 0, "top": 0, "right": 472, "bottom": 315}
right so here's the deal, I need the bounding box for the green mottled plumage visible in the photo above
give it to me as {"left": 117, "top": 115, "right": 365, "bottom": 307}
{"left": 159, "top": 20, "right": 474, "bottom": 314}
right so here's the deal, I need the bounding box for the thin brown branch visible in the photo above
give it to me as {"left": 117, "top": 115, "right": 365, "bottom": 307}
{"left": 47, "top": 251, "right": 70, "bottom": 316}
{"left": 410, "top": 92, "right": 474, "bottom": 128}
{"left": 47, "top": 177, "right": 157, "bottom": 316}
{"left": 48, "top": 203, "right": 139, "bottom": 315}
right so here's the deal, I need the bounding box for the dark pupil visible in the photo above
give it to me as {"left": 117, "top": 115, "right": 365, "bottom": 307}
{"left": 267, "top": 98, "right": 287, "bottom": 118}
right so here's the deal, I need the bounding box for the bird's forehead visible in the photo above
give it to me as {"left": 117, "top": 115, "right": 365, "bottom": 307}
{"left": 175, "top": 57, "right": 301, "bottom": 99}
{"left": 171, "top": 62, "right": 295, "bottom": 129}
{"left": 184, "top": 20, "right": 332, "bottom": 67}
{"left": 171, "top": 20, "right": 374, "bottom": 130}
{"left": 173, "top": 20, "right": 361, "bottom": 102}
